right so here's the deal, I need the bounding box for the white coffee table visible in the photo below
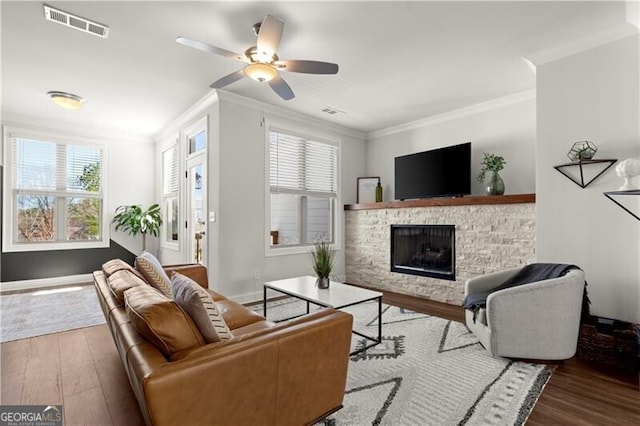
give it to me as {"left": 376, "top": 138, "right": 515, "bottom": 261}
{"left": 263, "top": 276, "right": 383, "bottom": 355}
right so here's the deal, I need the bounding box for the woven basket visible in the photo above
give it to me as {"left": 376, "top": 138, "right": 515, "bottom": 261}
{"left": 577, "top": 321, "right": 639, "bottom": 373}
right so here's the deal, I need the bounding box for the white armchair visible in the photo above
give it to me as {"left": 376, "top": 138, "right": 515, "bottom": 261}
{"left": 464, "top": 266, "right": 586, "bottom": 360}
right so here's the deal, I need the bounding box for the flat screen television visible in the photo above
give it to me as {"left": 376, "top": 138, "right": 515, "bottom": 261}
{"left": 395, "top": 142, "right": 471, "bottom": 200}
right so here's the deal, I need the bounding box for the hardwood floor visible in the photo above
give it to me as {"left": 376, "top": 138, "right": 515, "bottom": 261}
{"left": 1, "top": 288, "right": 638, "bottom": 425}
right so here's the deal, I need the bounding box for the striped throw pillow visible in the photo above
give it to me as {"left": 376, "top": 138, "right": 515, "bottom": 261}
{"left": 171, "top": 273, "right": 233, "bottom": 343}
{"left": 135, "top": 251, "right": 172, "bottom": 298}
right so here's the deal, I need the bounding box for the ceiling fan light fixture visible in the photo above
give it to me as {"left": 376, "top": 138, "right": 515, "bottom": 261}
{"left": 47, "top": 91, "right": 86, "bottom": 110}
{"left": 244, "top": 63, "right": 278, "bottom": 82}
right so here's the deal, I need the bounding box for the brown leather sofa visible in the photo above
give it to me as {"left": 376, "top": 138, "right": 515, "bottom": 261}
{"left": 93, "top": 263, "right": 353, "bottom": 426}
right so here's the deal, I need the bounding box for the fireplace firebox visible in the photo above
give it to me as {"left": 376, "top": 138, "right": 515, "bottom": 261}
{"left": 390, "top": 224, "right": 455, "bottom": 281}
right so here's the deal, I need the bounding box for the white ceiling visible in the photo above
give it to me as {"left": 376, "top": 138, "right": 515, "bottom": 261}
{"left": 1, "top": 1, "right": 636, "bottom": 140}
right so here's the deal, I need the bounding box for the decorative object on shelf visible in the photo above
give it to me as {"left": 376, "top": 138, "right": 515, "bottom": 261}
{"left": 614, "top": 158, "right": 640, "bottom": 190}
{"left": 603, "top": 189, "right": 640, "bottom": 222}
{"left": 310, "top": 240, "right": 335, "bottom": 289}
{"left": 477, "top": 153, "right": 506, "bottom": 196}
{"left": 112, "top": 204, "right": 162, "bottom": 252}
{"left": 375, "top": 182, "right": 383, "bottom": 202}
{"left": 357, "top": 177, "right": 380, "bottom": 203}
{"left": 553, "top": 159, "right": 617, "bottom": 188}
{"left": 567, "top": 140, "right": 598, "bottom": 161}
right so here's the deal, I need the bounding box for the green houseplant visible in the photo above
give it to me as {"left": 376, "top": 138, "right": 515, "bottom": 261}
{"left": 112, "top": 204, "right": 162, "bottom": 252}
{"left": 477, "top": 153, "right": 507, "bottom": 195}
{"left": 310, "top": 240, "right": 335, "bottom": 289}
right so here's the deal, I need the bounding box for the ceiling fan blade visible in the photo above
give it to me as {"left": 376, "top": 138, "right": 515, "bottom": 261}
{"left": 210, "top": 69, "right": 246, "bottom": 89}
{"left": 257, "top": 15, "right": 284, "bottom": 56}
{"left": 268, "top": 75, "right": 294, "bottom": 101}
{"left": 177, "top": 36, "right": 247, "bottom": 62}
{"left": 275, "top": 60, "right": 339, "bottom": 74}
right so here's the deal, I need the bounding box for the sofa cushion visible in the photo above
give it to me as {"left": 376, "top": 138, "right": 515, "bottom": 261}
{"left": 108, "top": 269, "right": 148, "bottom": 302}
{"left": 215, "top": 298, "right": 266, "bottom": 330}
{"left": 135, "top": 252, "right": 172, "bottom": 298}
{"left": 171, "top": 273, "right": 233, "bottom": 343}
{"left": 124, "top": 285, "right": 204, "bottom": 358}
{"left": 103, "top": 258, "right": 145, "bottom": 280}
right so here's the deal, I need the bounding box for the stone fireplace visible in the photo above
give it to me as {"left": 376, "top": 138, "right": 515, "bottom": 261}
{"left": 391, "top": 224, "right": 455, "bottom": 281}
{"left": 344, "top": 194, "right": 536, "bottom": 304}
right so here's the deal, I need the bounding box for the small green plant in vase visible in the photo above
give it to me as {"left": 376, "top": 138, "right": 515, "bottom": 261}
{"left": 310, "top": 240, "right": 335, "bottom": 289}
{"left": 477, "top": 153, "right": 506, "bottom": 196}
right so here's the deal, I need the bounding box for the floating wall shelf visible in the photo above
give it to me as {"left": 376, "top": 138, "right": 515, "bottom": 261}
{"left": 603, "top": 190, "right": 640, "bottom": 222}
{"left": 553, "top": 159, "right": 617, "bottom": 188}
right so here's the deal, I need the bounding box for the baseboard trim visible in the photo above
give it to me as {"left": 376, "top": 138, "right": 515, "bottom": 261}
{"left": 231, "top": 289, "right": 281, "bottom": 305}
{"left": 0, "top": 274, "right": 93, "bottom": 293}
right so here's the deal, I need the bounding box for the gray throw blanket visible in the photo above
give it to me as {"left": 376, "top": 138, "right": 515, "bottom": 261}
{"left": 462, "top": 263, "right": 590, "bottom": 322}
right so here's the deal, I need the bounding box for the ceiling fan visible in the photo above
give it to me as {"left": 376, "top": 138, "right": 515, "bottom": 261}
{"left": 176, "top": 15, "right": 338, "bottom": 101}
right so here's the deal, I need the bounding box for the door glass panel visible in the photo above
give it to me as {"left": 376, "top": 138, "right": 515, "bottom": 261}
{"left": 191, "top": 164, "right": 205, "bottom": 263}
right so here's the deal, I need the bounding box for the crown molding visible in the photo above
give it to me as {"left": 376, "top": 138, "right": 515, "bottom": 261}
{"left": 154, "top": 89, "right": 366, "bottom": 142}
{"left": 215, "top": 90, "right": 366, "bottom": 141}
{"left": 523, "top": 23, "right": 639, "bottom": 67}
{"left": 0, "top": 113, "right": 153, "bottom": 144}
{"left": 153, "top": 90, "right": 220, "bottom": 142}
{"left": 367, "top": 89, "right": 536, "bottom": 140}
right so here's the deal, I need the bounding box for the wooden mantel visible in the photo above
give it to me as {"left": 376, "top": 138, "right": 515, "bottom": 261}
{"left": 344, "top": 193, "right": 535, "bottom": 211}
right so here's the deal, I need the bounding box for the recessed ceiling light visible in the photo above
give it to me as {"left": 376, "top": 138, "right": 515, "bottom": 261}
{"left": 47, "top": 91, "right": 86, "bottom": 110}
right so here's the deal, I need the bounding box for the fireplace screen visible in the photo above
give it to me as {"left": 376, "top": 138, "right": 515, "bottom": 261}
{"left": 390, "top": 225, "right": 455, "bottom": 281}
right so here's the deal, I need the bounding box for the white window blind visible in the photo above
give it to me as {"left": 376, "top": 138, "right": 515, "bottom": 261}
{"left": 269, "top": 130, "right": 338, "bottom": 197}
{"left": 13, "top": 138, "right": 102, "bottom": 195}
{"left": 163, "top": 145, "right": 179, "bottom": 195}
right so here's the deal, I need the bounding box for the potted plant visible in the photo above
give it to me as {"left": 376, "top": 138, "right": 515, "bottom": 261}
{"left": 112, "top": 204, "right": 162, "bottom": 252}
{"left": 310, "top": 240, "right": 335, "bottom": 289}
{"left": 477, "top": 153, "right": 506, "bottom": 195}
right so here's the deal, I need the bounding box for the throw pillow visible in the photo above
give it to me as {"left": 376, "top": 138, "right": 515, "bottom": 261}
{"left": 135, "top": 251, "right": 172, "bottom": 298}
{"left": 171, "top": 273, "right": 233, "bottom": 343}
{"left": 107, "top": 269, "right": 148, "bottom": 302}
{"left": 124, "top": 285, "right": 204, "bottom": 358}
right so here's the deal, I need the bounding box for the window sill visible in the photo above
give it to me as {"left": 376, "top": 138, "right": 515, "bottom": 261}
{"left": 2, "top": 240, "right": 110, "bottom": 253}
{"left": 265, "top": 243, "right": 341, "bottom": 257}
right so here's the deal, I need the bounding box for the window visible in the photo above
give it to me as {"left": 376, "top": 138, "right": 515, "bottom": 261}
{"left": 4, "top": 130, "right": 107, "bottom": 251}
{"left": 268, "top": 127, "right": 338, "bottom": 250}
{"left": 188, "top": 130, "right": 206, "bottom": 154}
{"left": 162, "top": 144, "right": 179, "bottom": 245}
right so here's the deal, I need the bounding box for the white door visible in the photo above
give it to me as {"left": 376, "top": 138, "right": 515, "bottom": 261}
{"left": 184, "top": 119, "right": 207, "bottom": 265}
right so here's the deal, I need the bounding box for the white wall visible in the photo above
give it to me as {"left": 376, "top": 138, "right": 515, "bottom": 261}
{"left": 1, "top": 115, "right": 157, "bottom": 255}
{"left": 212, "top": 98, "right": 366, "bottom": 302}
{"left": 366, "top": 93, "right": 536, "bottom": 200}
{"left": 537, "top": 35, "right": 640, "bottom": 323}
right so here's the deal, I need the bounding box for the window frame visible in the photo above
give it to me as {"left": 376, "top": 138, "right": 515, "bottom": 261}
{"left": 264, "top": 119, "right": 341, "bottom": 257}
{"left": 160, "top": 139, "right": 180, "bottom": 251}
{"left": 2, "top": 125, "right": 109, "bottom": 252}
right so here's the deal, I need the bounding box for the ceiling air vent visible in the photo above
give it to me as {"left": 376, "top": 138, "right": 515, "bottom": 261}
{"left": 44, "top": 4, "right": 109, "bottom": 39}
{"left": 321, "top": 106, "right": 346, "bottom": 116}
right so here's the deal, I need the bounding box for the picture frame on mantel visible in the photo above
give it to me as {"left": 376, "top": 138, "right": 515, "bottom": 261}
{"left": 357, "top": 177, "right": 380, "bottom": 204}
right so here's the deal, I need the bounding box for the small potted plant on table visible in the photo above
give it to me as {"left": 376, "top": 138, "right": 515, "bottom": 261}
{"left": 311, "top": 240, "right": 335, "bottom": 289}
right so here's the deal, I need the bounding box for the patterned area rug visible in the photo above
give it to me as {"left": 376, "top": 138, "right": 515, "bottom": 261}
{"left": 0, "top": 284, "right": 105, "bottom": 343}
{"left": 259, "top": 298, "right": 552, "bottom": 426}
